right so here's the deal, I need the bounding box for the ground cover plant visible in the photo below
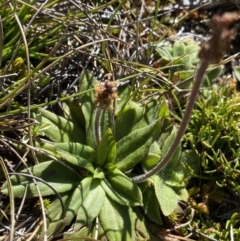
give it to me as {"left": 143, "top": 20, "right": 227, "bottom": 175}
{"left": 1, "top": 0, "right": 240, "bottom": 240}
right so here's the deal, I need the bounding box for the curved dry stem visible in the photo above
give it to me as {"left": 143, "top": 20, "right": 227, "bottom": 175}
{"left": 0, "top": 138, "right": 48, "bottom": 240}
{"left": 0, "top": 157, "right": 15, "bottom": 241}
{"left": 0, "top": 38, "right": 118, "bottom": 109}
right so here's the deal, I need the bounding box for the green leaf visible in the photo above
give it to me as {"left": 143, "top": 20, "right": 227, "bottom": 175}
{"left": 30, "top": 112, "right": 51, "bottom": 137}
{"left": 136, "top": 99, "right": 164, "bottom": 128}
{"left": 62, "top": 99, "right": 86, "bottom": 128}
{"left": 55, "top": 149, "right": 94, "bottom": 173}
{"left": 116, "top": 119, "right": 161, "bottom": 172}
{"left": 141, "top": 141, "right": 161, "bottom": 171}
{"left": 155, "top": 45, "right": 172, "bottom": 60}
{"left": 159, "top": 100, "right": 169, "bottom": 118}
{"left": 115, "top": 84, "right": 131, "bottom": 113}
{"left": 181, "top": 55, "right": 192, "bottom": 70}
{"left": 142, "top": 153, "right": 161, "bottom": 172}
{"left": 143, "top": 185, "right": 162, "bottom": 225}
{"left": 39, "top": 191, "right": 72, "bottom": 237}
{"left": 177, "top": 70, "right": 194, "bottom": 81}
{"left": 116, "top": 99, "right": 162, "bottom": 141}
{"left": 64, "top": 226, "right": 96, "bottom": 240}
{"left": 159, "top": 128, "right": 186, "bottom": 188}
{"left": 185, "top": 44, "right": 200, "bottom": 64}
{"left": 173, "top": 41, "right": 185, "bottom": 57}
{"left": 93, "top": 168, "right": 105, "bottom": 179}
{"left": 79, "top": 71, "right": 99, "bottom": 149}
{"left": 143, "top": 132, "right": 185, "bottom": 188}
{"left": 35, "top": 108, "right": 84, "bottom": 143}
{"left": 233, "top": 66, "right": 240, "bottom": 81}
{"left": 26, "top": 138, "right": 59, "bottom": 162}
{"left": 180, "top": 150, "right": 200, "bottom": 178}
{"left": 158, "top": 128, "right": 172, "bottom": 150}
{"left": 43, "top": 176, "right": 93, "bottom": 238}
{"left": 100, "top": 109, "right": 114, "bottom": 138}
{"left": 154, "top": 175, "right": 179, "bottom": 216}
{"left": 74, "top": 178, "right": 105, "bottom": 231}
{"left": 60, "top": 100, "right": 87, "bottom": 145}
{"left": 161, "top": 126, "right": 181, "bottom": 170}
{"left": 96, "top": 128, "right": 116, "bottom": 167}
{"left": 205, "top": 66, "right": 223, "bottom": 86}
{"left": 54, "top": 142, "right": 96, "bottom": 164}
{"left": 161, "top": 170, "right": 185, "bottom": 188}
{"left": 176, "top": 187, "right": 189, "bottom": 201}
{"left": 99, "top": 196, "right": 134, "bottom": 240}
{"left": 104, "top": 162, "right": 117, "bottom": 172}
{"left": 101, "top": 169, "right": 142, "bottom": 206}
{"left": 132, "top": 207, "right": 160, "bottom": 241}
{"left": 1, "top": 161, "right": 80, "bottom": 197}
{"left": 115, "top": 102, "right": 145, "bottom": 140}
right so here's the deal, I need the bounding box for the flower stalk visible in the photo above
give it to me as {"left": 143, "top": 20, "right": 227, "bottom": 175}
{"left": 132, "top": 12, "right": 238, "bottom": 183}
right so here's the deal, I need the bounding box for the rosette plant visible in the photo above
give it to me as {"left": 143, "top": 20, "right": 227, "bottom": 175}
{"left": 1, "top": 71, "right": 195, "bottom": 240}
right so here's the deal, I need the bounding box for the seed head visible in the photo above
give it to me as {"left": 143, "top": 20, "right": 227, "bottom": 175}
{"left": 94, "top": 81, "right": 118, "bottom": 110}
{"left": 198, "top": 12, "right": 238, "bottom": 64}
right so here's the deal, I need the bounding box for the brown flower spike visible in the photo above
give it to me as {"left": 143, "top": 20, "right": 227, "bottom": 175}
{"left": 95, "top": 80, "right": 118, "bottom": 110}
{"left": 198, "top": 11, "right": 239, "bottom": 64}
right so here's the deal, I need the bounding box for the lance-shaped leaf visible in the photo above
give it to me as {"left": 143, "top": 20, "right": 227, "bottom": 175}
{"left": 96, "top": 128, "right": 116, "bottom": 167}
{"left": 115, "top": 119, "right": 161, "bottom": 172}
{"left": 158, "top": 127, "right": 186, "bottom": 188}
{"left": 156, "top": 45, "right": 172, "bottom": 60}
{"left": 154, "top": 175, "right": 178, "bottom": 216}
{"left": 180, "top": 149, "right": 200, "bottom": 178}
{"left": 114, "top": 84, "right": 131, "bottom": 114}
{"left": 143, "top": 99, "right": 167, "bottom": 123}
{"left": 115, "top": 102, "right": 145, "bottom": 140}
{"left": 64, "top": 226, "right": 95, "bottom": 240}
{"left": 132, "top": 207, "right": 160, "bottom": 241}
{"left": 159, "top": 100, "right": 169, "bottom": 118}
{"left": 101, "top": 169, "right": 142, "bottom": 206}
{"left": 34, "top": 108, "right": 84, "bottom": 143}
{"left": 133, "top": 99, "right": 164, "bottom": 131}
{"left": 173, "top": 40, "right": 185, "bottom": 57}
{"left": 99, "top": 196, "right": 134, "bottom": 241}
{"left": 63, "top": 176, "right": 93, "bottom": 225}
{"left": 74, "top": 178, "right": 105, "bottom": 231}
{"left": 234, "top": 66, "right": 240, "bottom": 81}
{"left": 16, "top": 138, "right": 58, "bottom": 163}
{"left": 1, "top": 161, "right": 80, "bottom": 197}
{"left": 141, "top": 141, "right": 161, "bottom": 171}
{"left": 55, "top": 149, "right": 94, "bottom": 173}
{"left": 176, "top": 187, "right": 189, "bottom": 201}
{"left": 185, "top": 44, "right": 200, "bottom": 65}
{"left": 54, "top": 142, "right": 96, "bottom": 164}
{"left": 142, "top": 128, "right": 185, "bottom": 188}
{"left": 154, "top": 175, "right": 188, "bottom": 216}
{"left": 161, "top": 170, "right": 185, "bottom": 188}
{"left": 79, "top": 72, "right": 99, "bottom": 149}
{"left": 41, "top": 176, "right": 93, "bottom": 238}
{"left": 205, "top": 65, "right": 223, "bottom": 86}
{"left": 161, "top": 126, "right": 181, "bottom": 170}
{"left": 142, "top": 185, "right": 162, "bottom": 225}
{"left": 62, "top": 99, "right": 86, "bottom": 130}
